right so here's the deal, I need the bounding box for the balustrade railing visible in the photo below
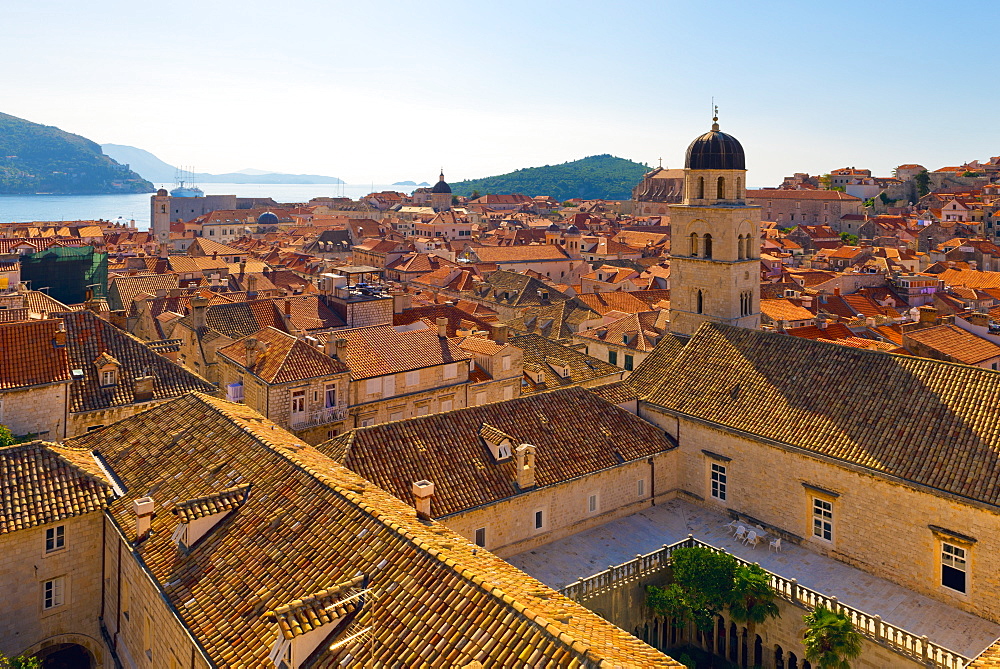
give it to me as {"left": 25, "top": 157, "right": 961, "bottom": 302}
{"left": 559, "top": 536, "right": 971, "bottom": 669}
{"left": 290, "top": 405, "right": 349, "bottom": 428}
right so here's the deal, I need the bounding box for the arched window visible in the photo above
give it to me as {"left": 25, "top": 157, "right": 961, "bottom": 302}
{"left": 736, "top": 176, "right": 742, "bottom": 198}
{"left": 697, "top": 176, "right": 705, "bottom": 199}
{"left": 696, "top": 290, "right": 704, "bottom": 314}
{"left": 703, "top": 234, "right": 713, "bottom": 259}
{"left": 737, "top": 234, "right": 745, "bottom": 260}
{"left": 717, "top": 176, "right": 726, "bottom": 199}
{"left": 689, "top": 232, "right": 699, "bottom": 257}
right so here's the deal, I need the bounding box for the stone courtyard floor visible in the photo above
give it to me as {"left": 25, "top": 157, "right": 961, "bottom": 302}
{"left": 507, "top": 498, "right": 1000, "bottom": 659}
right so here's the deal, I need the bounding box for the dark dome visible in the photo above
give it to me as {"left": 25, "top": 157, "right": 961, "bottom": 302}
{"left": 547, "top": 222, "right": 561, "bottom": 232}
{"left": 431, "top": 179, "right": 452, "bottom": 194}
{"left": 257, "top": 211, "right": 279, "bottom": 225}
{"left": 156, "top": 188, "right": 169, "bottom": 196}
{"left": 685, "top": 122, "right": 745, "bottom": 170}
{"left": 566, "top": 224, "right": 580, "bottom": 234}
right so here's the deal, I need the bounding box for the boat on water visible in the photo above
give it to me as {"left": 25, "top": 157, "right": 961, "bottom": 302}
{"left": 170, "top": 180, "right": 204, "bottom": 197}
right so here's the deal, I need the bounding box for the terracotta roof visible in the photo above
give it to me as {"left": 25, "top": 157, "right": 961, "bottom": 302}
{"left": 265, "top": 575, "right": 365, "bottom": 640}
{"left": 576, "top": 312, "right": 665, "bottom": 352}
{"left": 0, "top": 319, "right": 71, "bottom": 390}
{"left": 218, "top": 327, "right": 348, "bottom": 384}
{"left": 645, "top": 322, "right": 1000, "bottom": 507}
{"left": 334, "top": 322, "right": 471, "bottom": 380}
{"left": 471, "top": 245, "right": 571, "bottom": 263}
{"left": 60, "top": 310, "right": 215, "bottom": 413}
{"left": 785, "top": 322, "right": 855, "bottom": 341}
{"left": 320, "top": 387, "right": 674, "bottom": 517}
{"left": 64, "top": 393, "right": 677, "bottom": 667}
{"left": 938, "top": 268, "right": 1000, "bottom": 290}
{"left": 746, "top": 189, "right": 862, "bottom": 201}
{"left": 393, "top": 304, "right": 496, "bottom": 337}
{"left": 0, "top": 441, "right": 111, "bottom": 534}
{"left": 760, "top": 299, "right": 815, "bottom": 324}
{"left": 172, "top": 483, "right": 252, "bottom": 523}
{"left": 108, "top": 274, "right": 180, "bottom": 312}
{"left": 587, "top": 379, "right": 639, "bottom": 405}
{"left": 574, "top": 291, "right": 652, "bottom": 315}
{"left": 905, "top": 324, "right": 1000, "bottom": 365}
{"left": 510, "top": 333, "right": 622, "bottom": 392}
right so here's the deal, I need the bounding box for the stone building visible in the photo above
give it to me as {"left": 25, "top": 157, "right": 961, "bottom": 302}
{"left": 745, "top": 189, "right": 863, "bottom": 226}
{"left": 668, "top": 117, "right": 761, "bottom": 335}
{"left": 631, "top": 166, "right": 685, "bottom": 216}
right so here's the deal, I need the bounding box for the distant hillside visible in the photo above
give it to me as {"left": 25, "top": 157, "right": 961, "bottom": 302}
{"left": 0, "top": 113, "right": 154, "bottom": 195}
{"left": 450, "top": 155, "right": 650, "bottom": 201}
{"left": 101, "top": 144, "right": 344, "bottom": 185}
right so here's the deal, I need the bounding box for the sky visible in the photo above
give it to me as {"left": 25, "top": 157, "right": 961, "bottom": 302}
{"left": 3, "top": 0, "right": 998, "bottom": 187}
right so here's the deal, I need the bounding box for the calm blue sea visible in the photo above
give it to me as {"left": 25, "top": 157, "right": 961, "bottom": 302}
{"left": 0, "top": 183, "right": 410, "bottom": 229}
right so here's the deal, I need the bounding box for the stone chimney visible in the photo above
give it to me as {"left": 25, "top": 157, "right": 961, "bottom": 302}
{"left": 436, "top": 317, "right": 448, "bottom": 338}
{"left": 169, "top": 287, "right": 181, "bottom": 298}
{"left": 412, "top": 480, "right": 434, "bottom": 520}
{"left": 918, "top": 305, "right": 938, "bottom": 324}
{"left": 155, "top": 288, "right": 167, "bottom": 298}
{"left": 245, "top": 336, "right": 258, "bottom": 369}
{"left": 134, "top": 375, "right": 155, "bottom": 403}
{"left": 967, "top": 312, "right": 990, "bottom": 327}
{"left": 515, "top": 443, "right": 536, "bottom": 490}
{"left": 492, "top": 324, "right": 509, "bottom": 345}
{"left": 393, "top": 293, "right": 412, "bottom": 314}
{"left": 133, "top": 497, "right": 155, "bottom": 540}
{"left": 190, "top": 296, "right": 209, "bottom": 331}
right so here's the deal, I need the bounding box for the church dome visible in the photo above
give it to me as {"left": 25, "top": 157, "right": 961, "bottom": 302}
{"left": 431, "top": 170, "right": 452, "bottom": 194}
{"left": 257, "top": 211, "right": 279, "bottom": 225}
{"left": 547, "top": 222, "right": 561, "bottom": 232}
{"left": 156, "top": 188, "right": 168, "bottom": 196}
{"left": 566, "top": 224, "right": 580, "bottom": 234}
{"left": 684, "top": 119, "right": 745, "bottom": 170}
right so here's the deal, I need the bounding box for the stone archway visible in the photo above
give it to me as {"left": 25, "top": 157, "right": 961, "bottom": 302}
{"left": 35, "top": 643, "right": 94, "bottom": 669}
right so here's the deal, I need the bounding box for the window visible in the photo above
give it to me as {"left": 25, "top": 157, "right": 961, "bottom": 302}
{"left": 365, "top": 378, "right": 382, "bottom": 396}
{"left": 534, "top": 510, "right": 544, "bottom": 529}
{"left": 43, "top": 577, "right": 65, "bottom": 610}
{"left": 608, "top": 350, "right": 618, "bottom": 365}
{"left": 475, "top": 527, "right": 486, "bottom": 547}
{"left": 122, "top": 579, "right": 130, "bottom": 620}
{"left": 711, "top": 463, "right": 727, "bottom": 501}
{"left": 697, "top": 176, "right": 705, "bottom": 199}
{"left": 624, "top": 355, "right": 634, "bottom": 371}
{"left": 290, "top": 389, "right": 305, "bottom": 414}
{"left": 45, "top": 525, "right": 65, "bottom": 553}
{"left": 696, "top": 290, "right": 704, "bottom": 314}
{"left": 812, "top": 497, "right": 833, "bottom": 541}
{"left": 689, "top": 232, "right": 699, "bottom": 257}
{"left": 416, "top": 405, "right": 429, "bottom": 416}
{"left": 405, "top": 370, "right": 419, "bottom": 386}
{"left": 717, "top": 176, "right": 725, "bottom": 199}
{"left": 324, "top": 384, "right": 337, "bottom": 408}
{"left": 389, "top": 410, "right": 403, "bottom": 422}
{"left": 588, "top": 494, "right": 599, "bottom": 513}
{"left": 502, "top": 386, "right": 514, "bottom": 400}
{"left": 440, "top": 399, "right": 453, "bottom": 412}
{"left": 637, "top": 478, "right": 646, "bottom": 498}
{"left": 501, "top": 355, "right": 512, "bottom": 371}
{"left": 144, "top": 614, "right": 153, "bottom": 660}
{"left": 942, "top": 543, "right": 967, "bottom": 593}
{"left": 101, "top": 369, "right": 117, "bottom": 386}
{"left": 703, "top": 234, "right": 713, "bottom": 259}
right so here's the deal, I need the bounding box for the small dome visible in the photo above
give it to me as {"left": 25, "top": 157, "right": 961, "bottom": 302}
{"left": 566, "top": 224, "right": 580, "bottom": 234}
{"left": 431, "top": 170, "right": 452, "bottom": 194}
{"left": 257, "top": 211, "right": 279, "bottom": 225}
{"left": 156, "top": 188, "right": 168, "bottom": 196}
{"left": 685, "top": 120, "right": 746, "bottom": 170}
{"left": 547, "top": 223, "right": 561, "bottom": 232}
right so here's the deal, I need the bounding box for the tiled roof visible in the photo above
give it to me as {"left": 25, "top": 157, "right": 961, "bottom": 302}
{"left": 507, "top": 300, "right": 599, "bottom": 341}
{"left": 622, "top": 332, "right": 688, "bottom": 399}
{"left": 172, "top": 483, "right": 252, "bottom": 523}
{"left": 746, "top": 189, "right": 862, "bottom": 201}
{"left": 575, "top": 291, "right": 652, "bottom": 315}
{"left": 108, "top": 274, "right": 180, "bottom": 312}
{"left": 474, "top": 270, "right": 573, "bottom": 308}
{"left": 457, "top": 335, "right": 507, "bottom": 355}
{"left": 20, "top": 289, "right": 72, "bottom": 315}
{"left": 320, "top": 387, "right": 674, "bottom": 517}
{"left": 393, "top": 304, "right": 496, "bottom": 337}
{"left": 510, "top": 333, "right": 622, "bottom": 392}
{"left": 785, "top": 322, "right": 854, "bottom": 341}
{"left": 334, "top": 322, "right": 471, "bottom": 380}
{"left": 644, "top": 322, "right": 1000, "bottom": 507}
{"left": 905, "top": 324, "right": 1000, "bottom": 365}
{"left": 218, "top": 327, "right": 348, "bottom": 384}
{"left": 59, "top": 310, "right": 215, "bottom": 413}
{"left": 181, "top": 300, "right": 289, "bottom": 339}
{"left": 64, "top": 393, "right": 676, "bottom": 667}
{"left": 587, "top": 379, "right": 639, "bottom": 405}
{"left": 0, "top": 441, "right": 111, "bottom": 534}
{"left": 265, "top": 575, "right": 365, "bottom": 640}
{"left": 761, "top": 298, "right": 817, "bottom": 323}
{"left": 938, "top": 268, "right": 1000, "bottom": 290}
{"left": 0, "top": 319, "right": 71, "bottom": 390}
{"left": 576, "top": 312, "right": 665, "bottom": 352}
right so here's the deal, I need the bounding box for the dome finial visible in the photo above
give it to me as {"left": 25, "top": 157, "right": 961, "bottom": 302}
{"left": 712, "top": 103, "right": 719, "bottom": 131}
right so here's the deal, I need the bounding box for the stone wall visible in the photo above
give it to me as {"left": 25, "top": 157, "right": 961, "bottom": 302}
{"left": 0, "top": 382, "right": 67, "bottom": 439}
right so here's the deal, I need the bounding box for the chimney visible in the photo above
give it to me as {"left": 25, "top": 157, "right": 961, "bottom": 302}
{"left": 515, "top": 444, "right": 536, "bottom": 489}
{"left": 134, "top": 375, "right": 154, "bottom": 402}
{"left": 325, "top": 337, "right": 349, "bottom": 363}
{"left": 155, "top": 288, "right": 167, "bottom": 299}
{"left": 919, "top": 305, "right": 938, "bottom": 323}
{"left": 169, "top": 287, "right": 181, "bottom": 298}
{"left": 239, "top": 260, "right": 246, "bottom": 276}
{"left": 393, "top": 293, "right": 412, "bottom": 314}
{"left": 436, "top": 317, "right": 448, "bottom": 338}
{"left": 492, "top": 324, "right": 509, "bottom": 345}
{"left": 212, "top": 251, "right": 218, "bottom": 260}
{"left": 53, "top": 321, "right": 67, "bottom": 348}
{"left": 412, "top": 480, "right": 434, "bottom": 520}
{"left": 284, "top": 299, "right": 292, "bottom": 316}
{"left": 833, "top": 286, "right": 841, "bottom": 296}
{"left": 133, "top": 497, "right": 154, "bottom": 540}
{"left": 190, "top": 296, "right": 209, "bottom": 331}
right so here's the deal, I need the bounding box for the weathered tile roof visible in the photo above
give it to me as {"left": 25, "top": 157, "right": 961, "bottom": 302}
{"left": 393, "top": 304, "right": 496, "bottom": 337}
{"left": 474, "top": 270, "right": 572, "bottom": 308}
{"left": 644, "top": 322, "right": 1000, "bottom": 507}
{"left": 218, "top": 327, "right": 349, "bottom": 384}
{"left": 59, "top": 310, "right": 215, "bottom": 413}
{"left": 905, "top": 323, "right": 1000, "bottom": 365}
{"left": 510, "top": 333, "right": 622, "bottom": 392}
{"left": 618, "top": 332, "right": 688, "bottom": 399}
{"left": 334, "top": 322, "right": 471, "bottom": 380}
{"left": 64, "top": 393, "right": 676, "bottom": 667}
{"left": 575, "top": 291, "right": 653, "bottom": 315}
{"left": 507, "top": 300, "right": 599, "bottom": 341}
{"left": 178, "top": 299, "right": 289, "bottom": 340}
{"left": 587, "top": 379, "right": 639, "bottom": 405}
{"left": 760, "top": 298, "right": 815, "bottom": 323}
{"left": 0, "top": 441, "right": 111, "bottom": 534}
{"left": 265, "top": 575, "right": 365, "bottom": 640}
{"left": 0, "top": 319, "right": 71, "bottom": 390}
{"left": 172, "top": 483, "right": 251, "bottom": 523}
{"left": 576, "top": 312, "right": 666, "bottom": 352}
{"left": 320, "top": 387, "right": 674, "bottom": 517}
{"left": 108, "top": 273, "right": 180, "bottom": 312}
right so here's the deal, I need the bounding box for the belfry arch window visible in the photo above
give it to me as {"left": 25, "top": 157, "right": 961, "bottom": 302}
{"left": 697, "top": 177, "right": 705, "bottom": 199}
{"left": 703, "top": 234, "right": 713, "bottom": 259}
{"left": 696, "top": 290, "right": 704, "bottom": 314}
{"left": 689, "top": 232, "right": 699, "bottom": 257}
{"left": 717, "top": 176, "right": 725, "bottom": 199}
{"left": 736, "top": 177, "right": 742, "bottom": 198}
{"left": 737, "top": 234, "right": 745, "bottom": 260}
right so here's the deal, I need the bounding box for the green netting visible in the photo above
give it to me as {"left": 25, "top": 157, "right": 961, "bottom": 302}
{"left": 19, "top": 246, "right": 108, "bottom": 305}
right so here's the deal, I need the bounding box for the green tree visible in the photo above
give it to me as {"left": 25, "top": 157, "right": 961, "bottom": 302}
{"left": 803, "top": 606, "right": 863, "bottom": 669}
{"left": 647, "top": 547, "right": 738, "bottom": 632}
{"left": 727, "top": 563, "right": 780, "bottom": 634}
{"left": 0, "top": 654, "right": 42, "bottom": 669}
{"left": 818, "top": 174, "right": 832, "bottom": 189}
{"left": 879, "top": 192, "right": 893, "bottom": 206}
{"left": 0, "top": 424, "right": 14, "bottom": 447}
{"left": 840, "top": 233, "right": 859, "bottom": 245}
{"left": 915, "top": 170, "right": 931, "bottom": 197}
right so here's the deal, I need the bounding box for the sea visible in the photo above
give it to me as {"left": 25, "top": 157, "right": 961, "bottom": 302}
{"left": 0, "top": 183, "right": 413, "bottom": 230}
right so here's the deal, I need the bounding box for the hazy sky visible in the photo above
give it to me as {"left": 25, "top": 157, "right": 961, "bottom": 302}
{"left": 4, "top": 0, "right": 997, "bottom": 186}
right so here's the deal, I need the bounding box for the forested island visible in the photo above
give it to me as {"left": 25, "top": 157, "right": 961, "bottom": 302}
{"left": 450, "top": 154, "right": 650, "bottom": 201}
{"left": 0, "top": 112, "right": 153, "bottom": 194}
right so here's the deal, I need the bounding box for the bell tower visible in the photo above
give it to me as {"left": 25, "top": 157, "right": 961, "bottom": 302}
{"left": 668, "top": 113, "right": 760, "bottom": 335}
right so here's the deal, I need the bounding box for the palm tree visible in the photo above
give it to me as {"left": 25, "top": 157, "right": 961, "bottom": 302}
{"left": 803, "top": 606, "right": 863, "bottom": 669}
{"left": 727, "top": 563, "right": 780, "bottom": 634}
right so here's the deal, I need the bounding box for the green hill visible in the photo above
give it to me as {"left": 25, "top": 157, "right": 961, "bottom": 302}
{"left": 0, "top": 112, "right": 154, "bottom": 194}
{"left": 450, "top": 154, "right": 649, "bottom": 201}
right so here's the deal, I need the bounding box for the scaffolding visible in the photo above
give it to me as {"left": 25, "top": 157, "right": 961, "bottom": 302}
{"left": 19, "top": 246, "right": 108, "bottom": 305}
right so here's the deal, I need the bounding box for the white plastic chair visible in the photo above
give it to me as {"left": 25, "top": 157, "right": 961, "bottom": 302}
{"left": 724, "top": 519, "right": 739, "bottom": 533}
{"left": 734, "top": 525, "right": 747, "bottom": 542}
{"left": 769, "top": 537, "right": 782, "bottom": 552}
{"left": 744, "top": 530, "right": 759, "bottom": 548}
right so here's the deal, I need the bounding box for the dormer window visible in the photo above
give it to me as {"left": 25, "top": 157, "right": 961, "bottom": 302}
{"left": 480, "top": 423, "right": 515, "bottom": 462}
{"left": 95, "top": 352, "right": 122, "bottom": 388}
{"left": 101, "top": 369, "right": 117, "bottom": 386}
{"left": 171, "top": 484, "right": 251, "bottom": 551}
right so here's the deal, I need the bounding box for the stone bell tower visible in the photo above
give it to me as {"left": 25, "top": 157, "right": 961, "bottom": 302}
{"left": 668, "top": 113, "right": 761, "bottom": 336}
